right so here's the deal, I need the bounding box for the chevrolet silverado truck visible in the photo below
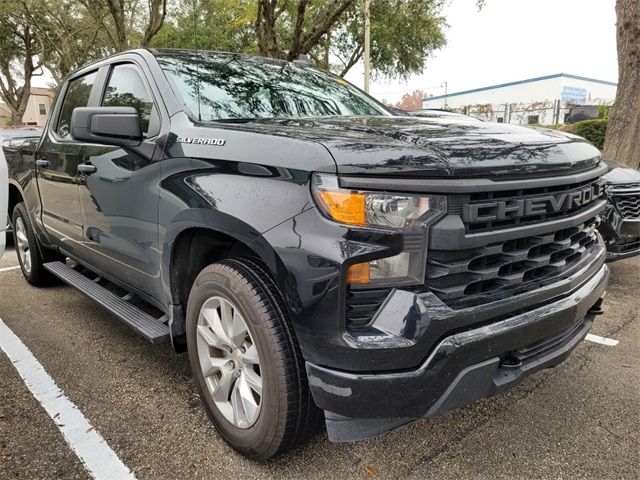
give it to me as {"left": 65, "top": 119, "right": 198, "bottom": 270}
{"left": 5, "top": 49, "right": 610, "bottom": 460}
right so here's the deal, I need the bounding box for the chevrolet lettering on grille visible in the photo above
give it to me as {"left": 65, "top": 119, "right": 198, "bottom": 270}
{"left": 463, "top": 185, "right": 599, "bottom": 223}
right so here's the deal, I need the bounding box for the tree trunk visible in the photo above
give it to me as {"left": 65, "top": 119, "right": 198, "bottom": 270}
{"left": 603, "top": 0, "right": 640, "bottom": 169}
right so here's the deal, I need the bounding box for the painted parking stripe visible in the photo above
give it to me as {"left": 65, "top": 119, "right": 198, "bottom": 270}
{"left": 0, "top": 265, "right": 20, "bottom": 272}
{"left": 585, "top": 333, "right": 619, "bottom": 346}
{"left": 0, "top": 319, "right": 136, "bottom": 480}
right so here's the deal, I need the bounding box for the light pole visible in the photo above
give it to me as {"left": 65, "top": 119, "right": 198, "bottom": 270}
{"left": 364, "top": 0, "right": 371, "bottom": 93}
{"left": 442, "top": 81, "right": 448, "bottom": 109}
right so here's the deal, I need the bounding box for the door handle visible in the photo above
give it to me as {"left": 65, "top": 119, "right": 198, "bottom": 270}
{"left": 35, "top": 159, "right": 49, "bottom": 168}
{"left": 77, "top": 163, "right": 97, "bottom": 175}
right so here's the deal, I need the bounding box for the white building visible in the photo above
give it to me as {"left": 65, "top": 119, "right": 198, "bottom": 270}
{"left": 422, "top": 73, "right": 617, "bottom": 125}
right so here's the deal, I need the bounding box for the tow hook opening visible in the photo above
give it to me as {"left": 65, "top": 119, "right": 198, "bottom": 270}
{"left": 589, "top": 296, "right": 605, "bottom": 315}
{"left": 499, "top": 355, "right": 523, "bottom": 370}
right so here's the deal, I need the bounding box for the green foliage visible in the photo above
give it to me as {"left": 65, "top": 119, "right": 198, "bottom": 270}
{"left": 329, "top": 0, "right": 447, "bottom": 78}
{"left": 574, "top": 119, "right": 608, "bottom": 150}
{"left": 153, "top": 0, "right": 447, "bottom": 80}
{"left": 535, "top": 121, "right": 607, "bottom": 149}
{"left": 152, "top": 0, "right": 257, "bottom": 54}
{"left": 598, "top": 104, "right": 612, "bottom": 120}
{"left": 537, "top": 124, "right": 577, "bottom": 133}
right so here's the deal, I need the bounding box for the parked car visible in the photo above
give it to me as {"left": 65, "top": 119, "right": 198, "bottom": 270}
{"left": 409, "top": 108, "right": 482, "bottom": 121}
{"left": 599, "top": 161, "right": 640, "bottom": 261}
{"left": 0, "top": 144, "right": 6, "bottom": 258}
{"left": 565, "top": 105, "right": 600, "bottom": 124}
{"left": 1, "top": 129, "right": 42, "bottom": 239}
{"left": 4, "top": 49, "right": 610, "bottom": 460}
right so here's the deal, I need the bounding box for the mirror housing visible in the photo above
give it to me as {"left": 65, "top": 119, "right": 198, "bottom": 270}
{"left": 70, "top": 106, "right": 143, "bottom": 147}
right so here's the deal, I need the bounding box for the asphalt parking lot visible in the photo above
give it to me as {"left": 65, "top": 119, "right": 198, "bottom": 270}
{"left": 0, "top": 243, "right": 638, "bottom": 480}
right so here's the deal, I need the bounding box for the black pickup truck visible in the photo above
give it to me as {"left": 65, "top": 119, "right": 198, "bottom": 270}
{"left": 4, "top": 49, "right": 611, "bottom": 459}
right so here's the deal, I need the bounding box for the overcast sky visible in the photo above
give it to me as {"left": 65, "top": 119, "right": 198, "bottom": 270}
{"left": 345, "top": 0, "right": 618, "bottom": 104}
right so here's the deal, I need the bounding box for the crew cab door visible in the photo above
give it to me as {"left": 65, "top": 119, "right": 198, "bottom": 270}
{"left": 36, "top": 70, "right": 99, "bottom": 256}
{"left": 77, "top": 62, "right": 162, "bottom": 293}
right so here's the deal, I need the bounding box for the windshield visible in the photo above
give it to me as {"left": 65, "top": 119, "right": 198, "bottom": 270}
{"left": 158, "top": 52, "right": 390, "bottom": 121}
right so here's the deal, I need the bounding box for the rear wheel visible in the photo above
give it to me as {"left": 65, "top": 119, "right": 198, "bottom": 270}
{"left": 12, "top": 202, "right": 61, "bottom": 286}
{"left": 186, "top": 259, "right": 321, "bottom": 460}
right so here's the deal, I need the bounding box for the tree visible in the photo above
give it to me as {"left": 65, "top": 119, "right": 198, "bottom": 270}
{"left": 17, "top": 0, "right": 105, "bottom": 84}
{"left": 153, "top": 0, "right": 257, "bottom": 53}
{"left": 603, "top": 0, "right": 640, "bottom": 169}
{"left": 254, "top": 0, "right": 355, "bottom": 61}
{"left": 0, "top": 3, "right": 42, "bottom": 125}
{"left": 328, "top": 0, "right": 446, "bottom": 79}
{"left": 78, "top": 0, "right": 167, "bottom": 52}
{"left": 251, "top": 0, "right": 446, "bottom": 79}
{"left": 395, "top": 90, "right": 426, "bottom": 111}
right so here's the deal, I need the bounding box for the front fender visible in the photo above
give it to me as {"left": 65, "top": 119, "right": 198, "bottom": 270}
{"left": 157, "top": 158, "right": 318, "bottom": 305}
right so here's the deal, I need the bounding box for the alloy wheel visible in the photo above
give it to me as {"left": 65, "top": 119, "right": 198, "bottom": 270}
{"left": 196, "top": 296, "right": 263, "bottom": 428}
{"left": 15, "top": 217, "right": 31, "bottom": 275}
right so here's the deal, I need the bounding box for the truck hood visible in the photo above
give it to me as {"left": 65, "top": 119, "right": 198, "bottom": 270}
{"left": 603, "top": 160, "right": 640, "bottom": 185}
{"left": 237, "top": 116, "right": 601, "bottom": 178}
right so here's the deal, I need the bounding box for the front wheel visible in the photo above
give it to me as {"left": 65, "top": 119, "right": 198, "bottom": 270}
{"left": 186, "top": 259, "right": 321, "bottom": 460}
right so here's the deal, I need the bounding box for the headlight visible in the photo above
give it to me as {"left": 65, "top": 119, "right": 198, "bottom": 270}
{"left": 311, "top": 173, "right": 446, "bottom": 286}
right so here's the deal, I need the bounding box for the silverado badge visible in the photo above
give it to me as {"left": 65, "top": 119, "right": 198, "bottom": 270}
{"left": 176, "top": 136, "right": 226, "bottom": 146}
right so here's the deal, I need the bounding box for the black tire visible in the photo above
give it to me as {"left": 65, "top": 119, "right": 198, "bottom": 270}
{"left": 186, "top": 258, "right": 322, "bottom": 460}
{"left": 12, "top": 202, "right": 61, "bottom": 286}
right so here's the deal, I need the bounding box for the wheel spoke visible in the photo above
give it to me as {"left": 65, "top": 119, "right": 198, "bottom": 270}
{"left": 242, "top": 367, "right": 262, "bottom": 397}
{"left": 16, "top": 229, "right": 28, "bottom": 247}
{"left": 230, "top": 381, "right": 245, "bottom": 426}
{"left": 219, "top": 300, "right": 238, "bottom": 346}
{"left": 197, "top": 324, "right": 222, "bottom": 348}
{"left": 241, "top": 344, "right": 259, "bottom": 365}
{"left": 229, "top": 310, "right": 248, "bottom": 346}
{"left": 201, "top": 356, "right": 227, "bottom": 378}
{"left": 202, "top": 307, "right": 232, "bottom": 348}
{"left": 238, "top": 374, "right": 260, "bottom": 424}
{"left": 212, "top": 369, "right": 234, "bottom": 403}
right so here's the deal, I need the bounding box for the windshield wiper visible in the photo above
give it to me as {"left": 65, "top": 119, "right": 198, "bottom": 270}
{"left": 211, "top": 117, "right": 258, "bottom": 124}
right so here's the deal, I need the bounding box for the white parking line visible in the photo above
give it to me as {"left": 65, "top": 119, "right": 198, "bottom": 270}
{"left": 585, "top": 333, "right": 620, "bottom": 346}
{"left": 0, "top": 319, "right": 136, "bottom": 480}
{"left": 0, "top": 265, "right": 20, "bottom": 272}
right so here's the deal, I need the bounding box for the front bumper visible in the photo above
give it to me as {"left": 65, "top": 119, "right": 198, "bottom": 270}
{"left": 601, "top": 218, "right": 640, "bottom": 263}
{"left": 307, "top": 263, "right": 609, "bottom": 442}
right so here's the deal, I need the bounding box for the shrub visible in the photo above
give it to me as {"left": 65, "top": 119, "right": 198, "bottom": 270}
{"left": 574, "top": 119, "right": 608, "bottom": 150}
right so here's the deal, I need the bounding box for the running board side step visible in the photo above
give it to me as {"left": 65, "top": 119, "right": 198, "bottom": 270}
{"left": 43, "top": 261, "right": 170, "bottom": 344}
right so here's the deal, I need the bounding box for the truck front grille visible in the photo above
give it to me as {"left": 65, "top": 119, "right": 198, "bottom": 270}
{"left": 453, "top": 177, "right": 602, "bottom": 233}
{"left": 426, "top": 218, "right": 599, "bottom": 304}
{"left": 344, "top": 170, "right": 607, "bottom": 328}
{"left": 610, "top": 184, "right": 640, "bottom": 219}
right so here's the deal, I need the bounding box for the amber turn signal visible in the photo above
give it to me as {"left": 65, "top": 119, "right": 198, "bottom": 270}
{"left": 314, "top": 190, "right": 366, "bottom": 226}
{"left": 347, "top": 262, "right": 371, "bottom": 285}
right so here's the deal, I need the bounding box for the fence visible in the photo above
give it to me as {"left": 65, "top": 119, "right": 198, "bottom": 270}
{"left": 454, "top": 100, "right": 568, "bottom": 125}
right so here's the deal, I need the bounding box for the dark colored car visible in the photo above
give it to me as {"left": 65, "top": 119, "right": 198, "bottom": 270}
{"left": 599, "top": 162, "right": 640, "bottom": 261}
{"left": 409, "top": 108, "right": 482, "bottom": 121}
{"left": 565, "top": 105, "right": 600, "bottom": 124}
{"left": 4, "top": 49, "right": 609, "bottom": 460}
{"left": 1, "top": 128, "right": 42, "bottom": 236}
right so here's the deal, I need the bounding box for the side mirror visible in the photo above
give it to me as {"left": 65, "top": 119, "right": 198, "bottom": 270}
{"left": 70, "top": 106, "right": 143, "bottom": 147}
